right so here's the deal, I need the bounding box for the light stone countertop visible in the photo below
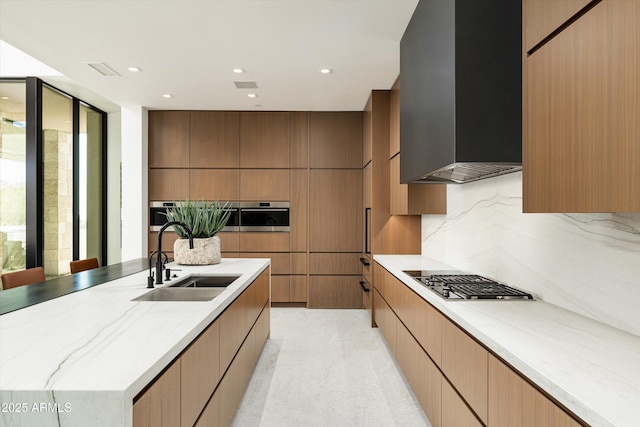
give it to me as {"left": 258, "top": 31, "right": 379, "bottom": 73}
{"left": 375, "top": 254, "right": 640, "bottom": 427}
{"left": 0, "top": 258, "right": 270, "bottom": 427}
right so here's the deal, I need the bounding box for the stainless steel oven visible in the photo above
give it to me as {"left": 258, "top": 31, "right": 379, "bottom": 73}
{"left": 239, "top": 202, "right": 290, "bottom": 232}
{"left": 150, "top": 201, "right": 239, "bottom": 232}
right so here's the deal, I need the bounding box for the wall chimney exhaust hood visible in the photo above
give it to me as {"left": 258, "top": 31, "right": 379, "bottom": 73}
{"left": 400, "top": 0, "right": 522, "bottom": 184}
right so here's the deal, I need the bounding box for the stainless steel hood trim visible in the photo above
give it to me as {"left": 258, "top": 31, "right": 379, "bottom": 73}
{"left": 415, "top": 163, "right": 522, "bottom": 184}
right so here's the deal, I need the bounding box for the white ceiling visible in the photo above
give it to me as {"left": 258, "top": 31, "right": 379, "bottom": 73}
{"left": 0, "top": 0, "right": 419, "bottom": 113}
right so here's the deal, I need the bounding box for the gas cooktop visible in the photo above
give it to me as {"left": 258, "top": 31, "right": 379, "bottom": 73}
{"left": 403, "top": 270, "right": 534, "bottom": 300}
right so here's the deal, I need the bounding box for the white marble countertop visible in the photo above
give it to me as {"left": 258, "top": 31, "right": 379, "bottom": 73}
{"left": 375, "top": 255, "right": 640, "bottom": 427}
{"left": 0, "top": 258, "right": 270, "bottom": 427}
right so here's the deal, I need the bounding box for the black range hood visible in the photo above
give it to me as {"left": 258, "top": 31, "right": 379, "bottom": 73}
{"left": 400, "top": 0, "right": 522, "bottom": 184}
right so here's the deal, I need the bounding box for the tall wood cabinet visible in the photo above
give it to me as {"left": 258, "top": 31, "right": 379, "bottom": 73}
{"left": 307, "top": 112, "right": 363, "bottom": 308}
{"left": 149, "top": 110, "right": 364, "bottom": 308}
{"left": 523, "top": 0, "right": 640, "bottom": 212}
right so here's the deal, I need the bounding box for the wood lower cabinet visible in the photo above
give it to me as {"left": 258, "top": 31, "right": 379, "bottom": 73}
{"left": 133, "top": 267, "right": 270, "bottom": 427}
{"left": 441, "top": 318, "right": 488, "bottom": 424}
{"left": 181, "top": 321, "right": 220, "bottom": 427}
{"left": 374, "top": 261, "right": 582, "bottom": 427}
{"left": 488, "top": 355, "right": 581, "bottom": 427}
{"left": 133, "top": 359, "right": 181, "bottom": 427}
{"left": 442, "top": 379, "right": 483, "bottom": 427}
{"left": 308, "top": 275, "right": 362, "bottom": 309}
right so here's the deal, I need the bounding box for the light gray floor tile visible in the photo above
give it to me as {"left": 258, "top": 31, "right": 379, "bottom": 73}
{"left": 232, "top": 308, "right": 431, "bottom": 427}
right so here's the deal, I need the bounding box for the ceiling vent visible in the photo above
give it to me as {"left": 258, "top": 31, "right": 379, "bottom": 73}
{"left": 87, "top": 62, "right": 120, "bottom": 77}
{"left": 234, "top": 81, "right": 258, "bottom": 89}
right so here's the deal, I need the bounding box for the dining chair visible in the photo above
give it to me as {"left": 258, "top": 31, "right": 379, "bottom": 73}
{"left": 1, "top": 267, "right": 46, "bottom": 290}
{"left": 70, "top": 257, "right": 99, "bottom": 274}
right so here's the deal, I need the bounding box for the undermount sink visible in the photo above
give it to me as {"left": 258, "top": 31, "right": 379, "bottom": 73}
{"left": 168, "top": 275, "right": 241, "bottom": 288}
{"left": 131, "top": 274, "right": 241, "bottom": 302}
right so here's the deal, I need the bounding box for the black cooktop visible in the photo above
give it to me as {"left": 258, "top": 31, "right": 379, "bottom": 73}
{"left": 403, "top": 270, "right": 534, "bottom": 300}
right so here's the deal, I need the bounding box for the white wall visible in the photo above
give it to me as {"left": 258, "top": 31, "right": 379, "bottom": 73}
{"left": 422, "top": 172, "right": 640, "bottom": 336}
{"left": 120, "top": 106, "right": 148, "bottom": 261}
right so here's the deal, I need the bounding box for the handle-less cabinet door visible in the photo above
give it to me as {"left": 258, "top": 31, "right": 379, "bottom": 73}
{"left": 309, "top": 169, "right": 362, "bottom": 252}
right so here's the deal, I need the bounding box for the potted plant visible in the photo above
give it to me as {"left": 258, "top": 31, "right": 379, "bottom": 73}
{"left": 164, "top": 200, "right": 232, "bottom": 265}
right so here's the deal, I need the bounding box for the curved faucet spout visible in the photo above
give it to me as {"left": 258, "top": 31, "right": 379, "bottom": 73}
{"left": 153, "top": 221, "right": 194, "bottom": 285}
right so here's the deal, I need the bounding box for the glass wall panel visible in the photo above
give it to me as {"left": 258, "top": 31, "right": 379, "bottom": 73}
{"left": 79, "top": 104, "right": 103, "bottom": 263}
{"left": 0, "top": 80, "right": 27, "bottom": 275}
{"left": 42, "top": 85, "right": 73, "bottom": 276}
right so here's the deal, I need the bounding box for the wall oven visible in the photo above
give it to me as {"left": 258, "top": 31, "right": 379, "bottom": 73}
{"left": 149, "top": 201, "right": 239, "bottom": 232}
{"left": 239, "top": 202, "right": 290, "bottom": 232}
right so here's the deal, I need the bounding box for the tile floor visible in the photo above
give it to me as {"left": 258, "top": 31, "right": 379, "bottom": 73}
{"left": 232, "top": 308, "right": 431, "bottom": 426}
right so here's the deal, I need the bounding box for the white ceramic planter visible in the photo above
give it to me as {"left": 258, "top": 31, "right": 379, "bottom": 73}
{"left": 173, "top": 236, "right": 221, "bottom": 265}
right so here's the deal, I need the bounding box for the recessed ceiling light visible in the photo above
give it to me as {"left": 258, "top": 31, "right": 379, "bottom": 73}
{"left": 320, "top": 68, "right": 332, "bottom": 74}
{"left": 233, "top": 68, "right": 245, "bottom": 74}
{"left": 0, "top": 96, "right": 9, "bottom": 100}
{"left": 128, "top": 67, "right": 142, "bottom": 72}
{"left": 247, "top": 93, "right": 257, "bottom": 98}
{"left": 162, "top": 94, "right": 173, "bottom": 98}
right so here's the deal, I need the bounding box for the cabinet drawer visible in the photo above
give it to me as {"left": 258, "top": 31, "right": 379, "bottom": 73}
{"left": 239, "top": 232, "right": 289, "bottom": 252}
{"left": 290, "top": 275, "right": 307, "bottom": 303}
{"left": 308, "top": 276, "right": 362, "bottom": 308}
{"left": 442, "top": 379, "right": 483, "bottom": 427}
{"left": 290, "top": 252, "right": 307, "bottom": 275}
{"left": 309, "top": 253, "right": 361, "bottom": 275}
{"left": 133, "top": 359, "right": 181, "bottom": 427}
{"left": 374, "top": 289, "right": 397, "bottom": 356}
{"left": 488, "top": 354, "right": 581, "bottom": 427}
{"left": 442, "top": 318, "right": 488, "bottom": 424}
{"left": 271, "top": 275, "right": 290, "bottom": 303}
{"left": 237, "top": 252, "right": 289, "bottom": 275}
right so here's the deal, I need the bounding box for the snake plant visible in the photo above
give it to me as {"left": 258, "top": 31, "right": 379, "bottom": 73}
{"left": 164, "top": 200, "right": 232, "bottom": 239}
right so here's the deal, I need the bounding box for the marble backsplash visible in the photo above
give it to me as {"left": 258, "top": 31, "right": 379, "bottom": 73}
{"left": 421, "top": 172, "right": 640, "bottom": 336}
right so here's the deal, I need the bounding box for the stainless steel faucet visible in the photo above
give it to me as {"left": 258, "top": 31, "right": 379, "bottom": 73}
{"left": 148, "top": 221, "right": 194, "bottom": 287}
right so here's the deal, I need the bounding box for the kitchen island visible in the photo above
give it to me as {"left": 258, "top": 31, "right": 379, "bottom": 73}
{"left": 375, "top": 255, "right": 640, "bottom": 427}
{"left": 0, "top": 258, "right": 270, "bottom": 427}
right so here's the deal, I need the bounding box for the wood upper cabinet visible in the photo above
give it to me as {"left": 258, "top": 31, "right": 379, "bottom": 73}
{"left": 363, "top": 101, "right": 373, "bottom": 167}
{"left": 390, "top": 155, "right": 447, "bottom": 215}
{"left": 149, "top": 111, "right": 190, "bottom": 168}
{"left": 240, "top": 112, "right": 290, "bottom": 168}
{"left": 524, "top": 0, "right": 640, "bottom": 212}
{"left": 149, "top": 169, "right": 189, "bottom": 200}
{"left": 189, "top": 169, "right": 239, "bottom": 201}
{"left": 289, "top": 112, "right": 309, "bottom": 168}
{"left": 523, "top": 0, "right": 594, "bottom": 52}
{"left": 488, "top": 354, "right": 581, "bottom": 427}
{"left": 189, "top": 112, "right": 239, "bottom": 168}
{"left": 309, "top": 169, "right": 362, "bottom": 252}
{"left": 309, "top": 112, "right": 363, "bottom": 169}
{"left": 388, "top": 79, "right": 446, "bottom": 215}
{"left": 239, "top": 169, "right": 289, "bottom": 201}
